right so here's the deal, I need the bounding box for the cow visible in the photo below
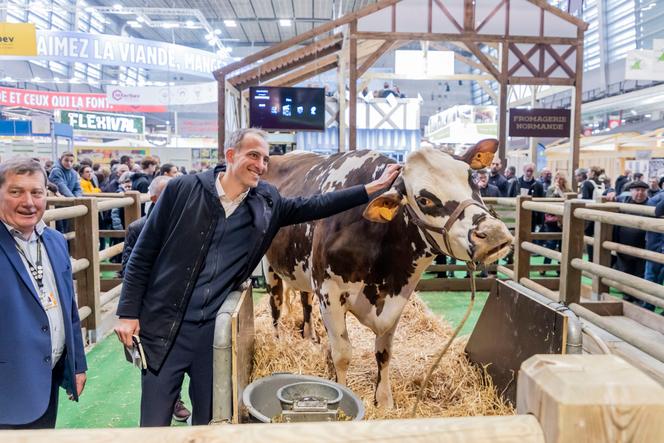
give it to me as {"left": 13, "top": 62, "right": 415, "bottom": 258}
{"left": 263, "top": 141, "right": 513, "bottom": 408}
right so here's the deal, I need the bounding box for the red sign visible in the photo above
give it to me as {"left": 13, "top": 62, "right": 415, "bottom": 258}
{"left": 0, "top": 87, "right": 166, "bottom": 113}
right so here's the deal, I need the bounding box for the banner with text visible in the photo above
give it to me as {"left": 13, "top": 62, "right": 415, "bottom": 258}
{"left": 0, "top": 23, "right": 37, "bottom": 56}
{"left": 0, "top": 31, "right": 228, "bottom": 78}
{"left": 509, "top": 108, "right": 571, "bottom": 138}
{"left": 107, "top": 81, "right": 217, "bottom": 106}
{"left": 0, "top": 86, "right": 165, "bottom": 112}
{"left": 61, "top": 110, "right": 145, "bottom": 136}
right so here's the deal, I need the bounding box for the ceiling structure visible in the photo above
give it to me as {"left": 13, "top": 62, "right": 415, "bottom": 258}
{"left": 88, "top": 0, "right": 380, "bottom": 50}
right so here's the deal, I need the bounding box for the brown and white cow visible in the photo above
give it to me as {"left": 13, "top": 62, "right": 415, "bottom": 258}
{"left": 263, "top": 141, "right": 513, "bottom": 408}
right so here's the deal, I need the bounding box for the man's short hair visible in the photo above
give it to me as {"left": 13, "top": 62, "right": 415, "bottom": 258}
{"left": 159, "top": 163, "right": 175, "bottom": 175}
{"left": 60, "top": 151, "right": 74, "bottom": 160}
{"left": 79, "top": 157, "right": 93, "bottom": 167}
{"left": 507, "top": 166, "right": 516, "bottom": 174}
{"left": 119, "top": 171, "right": 133, "bottom": 183}
{"left": 224, "top": 128, "right": 268, "bottom": 156}
{"left": 575, "top": 167, "right": 588, "bottom": 177}
{"left": 0, "top": 157, "right": 48, "bottom": 188}
{"left": 140, "top": 156, "right": 158, "bottom": 170}
{"left": 148, "top": 175, "right": 172, "bottom": 197}
{"left": 120, "top": 155, "right": 132, "bottom": 165}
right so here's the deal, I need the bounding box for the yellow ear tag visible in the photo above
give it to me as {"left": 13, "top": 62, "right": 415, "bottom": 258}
{"left": 379, "top": 206, "right": 395, "bottom": 221}
{"left": 472, "top": 152, "right": 493, "bottom": 169}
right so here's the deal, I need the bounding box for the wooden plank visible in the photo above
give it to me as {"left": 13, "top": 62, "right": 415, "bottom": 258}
{"left": 508, "top": 43, "right": 539, "bottom": 77}
{"left": 416, "top": 278, "right": 496, "bottom": 292}
{"left": 577, "top": 300, "right": 623, "bottom": 316}
{"left": 463, "top": 0, "right": 475, "bottom": 31}
{"left": 527, "top": 0, "right": 589, "bottom": 30}
{"left": 232, "top": 288, "right": 254, "bottom": 423}
{"left": 592, "top": 207, "right": 616, "bottom": 297}
{"left": 278, "top": 62, "right": 339, "bottom": 87}
{"left": 514, "top": 196, "right": 533, "bottom": 281}
{"left": 466, "top": 280, "right": 568, "bottom": 404}
{"left": 622, "top": 301, "right": 664, "bottom": 335}
{"left": 509, "top": 76, "right": 576, "bottom": 86}
{"left": 349, "top": 20, "right": 358, "bottom": 151}
{"left": 433, "top": 0, "right": 463, "bottom": 32}
{"left": 98, "top": 230, "right": 126, "bottom": 239}
{"left": 72, "top": 198, "right": 100, "bottom": 335}
{"left": 465, "top": 41, "right": 501, "bottom": 79}
{"left": 559, "top": 200, "right": 585, "bottom": 304}
{"left": 571, "top": 27, "right": 584, "bottom": 185}
{"left": 123, "top": 191, "right": 142, "bottom": 228}
{"left": 517, "top": 354, "right": 664, "bottom": 443}
{"left": 100, "top": 263, "right": 122, "bottom": 272}
{"left": 0, "top": 415, "right": 546, "bottom": 442}
{"left": 351, "top": 31, "right": 579, "bottom": 45}
{"left": 357, "top": 40, "right": 394, "bottom": 78}
{"left": 543, "top": 44, "right": 575, "bottom": 78}
{"left": 100, "top": 278, "right": 123, "bottom": 292}
{"left": 476, "top": 0, "right": 506, "bottom": 33}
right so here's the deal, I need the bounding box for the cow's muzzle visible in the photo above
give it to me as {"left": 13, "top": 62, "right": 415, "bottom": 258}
{"left": 471, "top": 218, "right": 514, "bottom": 264}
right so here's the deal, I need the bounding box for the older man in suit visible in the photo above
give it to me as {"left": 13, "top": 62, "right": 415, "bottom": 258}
{"left": 0, "top": 157, "right": 87, "bottom": 429}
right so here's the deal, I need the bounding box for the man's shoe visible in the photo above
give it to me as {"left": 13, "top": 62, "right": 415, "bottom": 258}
{"left": 173, "top": 399, "right": 191, "bottom": 422}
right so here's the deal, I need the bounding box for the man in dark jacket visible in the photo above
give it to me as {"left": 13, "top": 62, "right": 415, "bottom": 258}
{"left": 488, "top": 158, "right": 508, "bottom": 196}
{"left": 614, "top": 181, "right": 650, "bottom": 309}
{"left": 477, "top": 169, "right": 500, "bottom": 197}
{"left": 115, "top": 128, "right": 400, "bottom": 426}
{"left": 614, "top": 169, "right": 631, "bottom": 195}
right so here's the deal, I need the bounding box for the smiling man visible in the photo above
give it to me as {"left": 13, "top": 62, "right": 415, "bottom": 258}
{"left": 0, "top": 157, "right": 87, "bottom": 429}
{"left": 115, "top": 127, "right": 400, "bottom": 426}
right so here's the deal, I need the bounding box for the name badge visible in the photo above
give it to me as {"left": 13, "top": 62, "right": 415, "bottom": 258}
{"left": 40, "top": 290, "right": 58, "bottom": 310}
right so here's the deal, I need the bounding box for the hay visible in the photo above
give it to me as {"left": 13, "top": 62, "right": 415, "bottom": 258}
{"left": 252, "top": 292, "right": 515, "bottom": 420}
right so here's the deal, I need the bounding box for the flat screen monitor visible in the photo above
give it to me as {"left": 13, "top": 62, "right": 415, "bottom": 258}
{"left": 249, "top": 86, "right": 325, "bottom": 131}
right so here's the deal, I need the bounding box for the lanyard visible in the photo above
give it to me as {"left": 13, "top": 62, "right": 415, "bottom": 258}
{"left": 14, "top": 235, "right": 45, "bottom": 294}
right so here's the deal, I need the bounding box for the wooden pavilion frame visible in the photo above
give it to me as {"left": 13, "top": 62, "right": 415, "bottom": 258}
{"left": 213, "top": 0, "right": 587, "bottom": 174}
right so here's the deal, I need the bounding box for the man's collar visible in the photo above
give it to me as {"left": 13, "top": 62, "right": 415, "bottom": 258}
{"left": 216, "top": 172, "right": 249, "bottom": 202}
{"left": 1, "top": 219, "right": 46, "bottom": 240}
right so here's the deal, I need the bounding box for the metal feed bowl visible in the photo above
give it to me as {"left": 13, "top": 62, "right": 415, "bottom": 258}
{"left": 277, "top": 381, "right": 343, "bottom": 410}
{"left": 243, "top": 373, "right": 365, "bottom": 423}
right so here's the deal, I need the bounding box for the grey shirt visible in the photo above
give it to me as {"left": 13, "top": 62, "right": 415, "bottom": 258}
{"left": 3, "top": 220, "right": 65, "bottom": 368}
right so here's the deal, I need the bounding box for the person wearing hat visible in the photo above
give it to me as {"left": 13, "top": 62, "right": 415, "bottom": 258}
{"left": 614, "top": 180, "right": 651, "bottom": 308}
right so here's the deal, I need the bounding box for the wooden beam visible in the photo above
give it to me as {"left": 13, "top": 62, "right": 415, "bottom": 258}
{"left": 508, "top": 43, "right": 540, "bottom": 77}
{"left": 509, "top": 76, "right": 575, "bottom": 86}
{"left": 453, "top": 51, "right": 491, "bottom": 74}
{"left": 543, "top": 44, "right": 575, "bottom": 78}
{"left": 351, "top": 31, "right": 579, "bottom": 45}
{"left": 559, "top": 200, "right": 586, "bottom": 304}
{"left": 264, "top": 54, "right": 338, "bottom": 86}
{"left": 498, "top": 41, "right": 509, "bottom": 161}
{"left": 476, "top": 0, "right": 507, "bottom": 33}
{"left": 73, "top": 197, "right": 100, "bottom": 335}
{"left": 463, "top": 0, "right": 475, "bottom": 31}
{"left": 433, "top": 0, "right": 463, "bottom": 32}
{"left": 465, "top": 41, "right": 501, "bottom": 79}
{"left": 526, "top": 0, "right": 589, "bottom": 30}
{"left": 478, "top": 80, "right": 499, "bottom": 103}
{"left": 357, "top": 40, "right": 396, "bottom": 78}
{"left": 349, "top": 20, "right": 358, "bottom": 151}
{"left": 543, "top": 45, "right": 576, "bottom": 77}
{"left": 571, "top": 28, "right": 584, "bottom": 183}
{"left": 214, "top": 0, "right": 400, "bottom": 78}
{"left": 228, "top": 34, "right": 343, "bottom": 88}
{"left": 362, "top": 72, "right": 493, "bottom": 81}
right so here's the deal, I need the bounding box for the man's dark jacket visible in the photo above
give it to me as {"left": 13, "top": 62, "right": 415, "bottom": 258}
{"left": 131, "top": 172, "right": 150, "bottom": 194}
{"left": 117, "top": 166, "right": 369, "bottom": 371}
{"left": 121, "top": 216, "right": 147, "bottom": 276}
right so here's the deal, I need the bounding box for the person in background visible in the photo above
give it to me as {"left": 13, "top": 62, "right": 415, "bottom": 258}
{"left": 614, "top": 168, "right": 631, "bottom": 195}
{"left": 79, "top": 166, "right": 101, "bottom": 194}
{"left": 48, "top": 152, "right": 82, "bottom": 198}
{"left": 43, "top": 160, "right": 54, "bottom": 176}
{"left": 648, "top": 177, "right": 660, "bottom": 198}
{"left": 78, "top": 158, "right": 99, "bottom": 188}
{"left": 102, "top": 163, "right": 129, "bottom": 193}
{"left": 645, "top": 190, "right": 664, "bottom": 312}
{"left": 120, "top": 155, "right": 134, "bottom": 171}
{"left": 613, "top": 181, "right": 651, "bottom": 310}
{"left": 504, "top": 165, "right": 517, "bottom": 193}
{"left": 476, "top": 169, "right": 500, "bottom": 197}
{"left": 541, "top": 172, "right": 572, "bottom": 275}
{"left": 159, "top": 163, "right": 178, "bottom": 177}
{"left": 0, "top": 158, "right": 87, "bottom": 429}
{"left": 110, "top": 172, "right": 133, "bottom": 231}
{"left": 537, "top": 167, "right": 552, "bottom": 191}
{"left": 488, "top": 158, "right": 508, "bottom": 197}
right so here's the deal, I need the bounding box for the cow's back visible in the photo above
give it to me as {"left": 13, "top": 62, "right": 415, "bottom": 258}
{"left": 263, "top": 150, "right": 430, "bottom": 303}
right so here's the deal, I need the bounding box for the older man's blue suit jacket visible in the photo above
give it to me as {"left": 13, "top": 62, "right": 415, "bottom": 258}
{"left": 0, "top": 224, "right": 87, "bottom": 425}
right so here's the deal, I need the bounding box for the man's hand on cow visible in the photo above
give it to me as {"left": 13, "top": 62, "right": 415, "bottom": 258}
{"left": 114, "top": 318, "right": 140, "bottom": 348}
{"left": 365, "top": 164, "right": 402, "bottom": 195}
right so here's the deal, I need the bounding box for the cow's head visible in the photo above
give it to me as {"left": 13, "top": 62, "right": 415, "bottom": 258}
{"left": 363, "top": 139, "right": 513, "bottom": 264}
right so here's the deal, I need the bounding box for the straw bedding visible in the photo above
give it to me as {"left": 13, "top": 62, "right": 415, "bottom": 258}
{"left": 252, "top": 293, "right": 514, "bottom": 419}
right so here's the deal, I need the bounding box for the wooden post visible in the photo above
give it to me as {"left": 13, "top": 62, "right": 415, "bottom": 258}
{"left": 592, "top": 207, "right": 617, "bottom": 299}
{"left": 570, "top": 29, "right": 584, "bottom": 189}
{"left": 123, "top": 190, "right": 142, "bottom": 229}
{"left": 514, "top": 195, "right": 532, "bottom": 281}
{"left": 559, "top": 199, "right": 585, "bottom": 304}
{"left": 72, "top": 197, "right": 100, "bottom": 340}
{"left": 498, "top": 41, "right": 509, "bottom": 165}
{"left": 517, "top": 354, "right": 664, "bottom": 443}
{"left": 217, "top": 74, "right": 226, "bottom": 163}
{"left": 349, "top": 20, "right": 358, "bottom": 151}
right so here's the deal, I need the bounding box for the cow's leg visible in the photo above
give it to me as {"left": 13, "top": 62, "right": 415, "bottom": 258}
{"left": 318, "top": 291, "right": 351, "bottom": 386}
{"left": 374, "top": 321, "right": 398, "bottom": 408}
{"left": 266, "top": 267, "right": 284, "bottom": 337}
{"left": 300, "top": 291, "right": 318, "bottom": 341}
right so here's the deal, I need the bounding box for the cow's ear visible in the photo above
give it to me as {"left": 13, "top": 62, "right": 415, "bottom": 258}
{"left": 363, "top": 189, "right": 404, "bottom": 223}
{"left": 461, "top": 138, "right": 499, "bottom": 170}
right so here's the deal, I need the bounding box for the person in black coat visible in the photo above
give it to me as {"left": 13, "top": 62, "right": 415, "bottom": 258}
{"left": 488, "top": 158, "right": 508, "bottom": 196}
{"left": 114, "top": 128, "right": 401, "bottom": 427}
{"left": 477, "top": 169, "right": 500, "bottom": 198}
{"left": 613, "top": 181, "right": 650, "bottom": 308}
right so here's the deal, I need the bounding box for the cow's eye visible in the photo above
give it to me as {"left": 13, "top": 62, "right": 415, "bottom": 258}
{"left": 416, "top": 196, "right": 433, "bottom": 207}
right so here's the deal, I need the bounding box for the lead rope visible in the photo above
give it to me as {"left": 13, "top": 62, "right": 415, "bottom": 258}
{"left": 409, "top": 261, "right": 478, "bottom": 418}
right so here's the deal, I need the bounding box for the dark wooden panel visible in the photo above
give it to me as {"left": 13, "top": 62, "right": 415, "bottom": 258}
{"left": 100, "top": 278, "right": 123, "bottom": 292}
{"left": 465, "top": 280, "right": 567, "bottom": 405}
{"left": 578, "top": 301, "right": 623, "bottom": 316}
{"left": 100, "top": 263, "right": 122, "bottom": 272}
{"left": 416, "top": 278, "right": 497, "bottom": 292}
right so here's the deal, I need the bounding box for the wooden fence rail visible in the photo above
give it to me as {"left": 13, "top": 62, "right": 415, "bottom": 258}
{"left": 42, "top": 191, "right": 144, "bottom": 343}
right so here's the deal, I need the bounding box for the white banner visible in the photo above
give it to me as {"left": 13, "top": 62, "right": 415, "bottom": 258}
{"left": 106, "top": 82, "right": 217, "bottom": 106}
{"left": 625, "top": 49, "right": 664, "bottom": 81}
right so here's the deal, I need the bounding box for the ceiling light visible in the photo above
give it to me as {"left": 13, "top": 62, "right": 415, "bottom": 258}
{"left": 214, "top": 28, "right": 221, "bottom": 35}
{"left": 169, "top": 81, "right": 175, "bottom": 86}
{"left": 224, "top": 19, "right": 237, "bottom": 27}
{"left": 69, "top": 78, "right": 79, "bottom": 84}
{"left": 186, "top": 20, "right": 194, "bottom": 27}
{"left": 128, "top": 21, "right": 142, "bottom": 28}
{"left": 279, "top": 19, "right": 291, "bottom": 27}
{"left": 136, "top": 16, "right": 145, "bottom": 23}
{"left": 112, "top": 3, "right": 122, "bottom": 10}
{"left": 111, "top": 80, "right": 118, "bottom": 85}
{"left": 53, "top": 77, "right": 61, "bottom": 83}
{"left": 161, "top": 22, "right": 180, "bottom": 28}
{"left": 208, "top": 40, "right": 217, "bottom": 46}
{"left": 84, "top": 6, "right": 94, "bottom": 12}
{"left": 3, "top": 76, "right": 15, "bottom": 82}
{"left": 32, "top": 77, "right": 41, "bottom": 82}
{"left": 205, "top": 33, "right": 214, "bottom": 40}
